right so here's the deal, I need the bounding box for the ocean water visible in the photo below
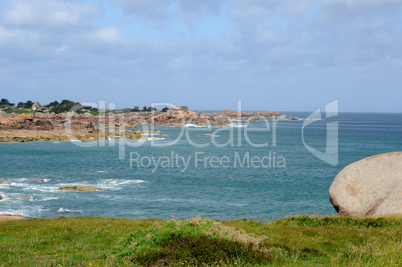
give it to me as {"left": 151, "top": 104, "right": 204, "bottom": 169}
{"left": 1, "top": 112, "right": 401, "bottom": 220}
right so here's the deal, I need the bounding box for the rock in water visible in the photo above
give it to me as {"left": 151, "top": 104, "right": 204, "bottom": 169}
{"left": 329, "top": 152, "right": 402, "bottom": 216}
{"left": 57, "top": 186, "right": 101, "bottom": 192}
{"left": 105, "top": 181, "right": 120, "bottom": 185}
{"left": 34, "top": 179, "right": 45, "bottom": 183}
{"left": 0, "top": 179, "right": 11, "bottom": 185}
{"left": 11, "top": 197, "right": 32, "bottom": 201}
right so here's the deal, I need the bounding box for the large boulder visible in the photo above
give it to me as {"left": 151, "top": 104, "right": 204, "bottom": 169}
{"left": 329, "top": 152, "right": 402, "bottom": 216}
{"left": 57, "top": 186, "right": 101, "bottom": 192}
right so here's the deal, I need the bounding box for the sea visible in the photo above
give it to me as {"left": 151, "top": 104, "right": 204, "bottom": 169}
{"left": 1, "top": 112, "right": 401, "bottom": 220}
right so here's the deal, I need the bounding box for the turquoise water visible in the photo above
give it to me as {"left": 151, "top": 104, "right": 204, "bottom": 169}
{"left": 1, "top": 112, "right": 401, "bottom": 220}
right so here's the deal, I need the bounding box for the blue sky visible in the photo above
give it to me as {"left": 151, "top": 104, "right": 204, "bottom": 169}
{"left": 0, "top": 0, "right": 401, "bottom": 112}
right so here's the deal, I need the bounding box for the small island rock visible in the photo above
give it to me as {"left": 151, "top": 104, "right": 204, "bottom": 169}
{"left": 105, "top": 181, "right": 120, "bottom": 185}
{"left": 34, "top": 179, "right": 45, "bottom": 183}
{"left": 0, "top": 179, "right": 11, "bottom": 185}
{"left": 12, "top": 197, "right": 32, "bottom": 201}
{"left": 57, "top": 186, "right": 101, "bottom": 192}
{"left": 329, "top": 152, "right": 402, "bottom": 216}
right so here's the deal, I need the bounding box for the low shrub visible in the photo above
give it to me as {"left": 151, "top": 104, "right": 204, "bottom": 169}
{"left": 114, "top": 217, "right": 276, "bottom": 266}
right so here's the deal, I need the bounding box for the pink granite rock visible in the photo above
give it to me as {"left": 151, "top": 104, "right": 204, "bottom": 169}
{"left": 329, "top": 152, "right": 402, "bottom": 216}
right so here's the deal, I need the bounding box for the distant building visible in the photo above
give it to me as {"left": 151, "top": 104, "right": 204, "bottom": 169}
{"left": 133, "top": 106, "right": 139, "bottom": 111}
{"left": 32, "top": 102, "right": 46, "bottom": 113}
{"left": 121, "top": 108, "right": 131, "bottom": 113}
{"left": 32, "top": 102, "right": 41, "bottom": 111}
{"left": 170, "top": 106, "right": 188, "bottom": 112}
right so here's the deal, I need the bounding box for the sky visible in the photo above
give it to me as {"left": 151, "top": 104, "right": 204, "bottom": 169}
{"left": 0, "top": 0, "right": 401, "bottom": 112}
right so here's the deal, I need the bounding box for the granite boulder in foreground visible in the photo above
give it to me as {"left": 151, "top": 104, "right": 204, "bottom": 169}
{"left": 329, "top": 152, "right": 402, "bottom": 216}
{"left": 57, "top": 186, "right": 101, "bottom": 192}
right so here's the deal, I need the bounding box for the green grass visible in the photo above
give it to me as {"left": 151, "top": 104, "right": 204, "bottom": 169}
{"left": 2, "top": 108, "right": 33, "bottom": 114}
{"left": 0, "top": 215, "right": 400, "bottom": 266}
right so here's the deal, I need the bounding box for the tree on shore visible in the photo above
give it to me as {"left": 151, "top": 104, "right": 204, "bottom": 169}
{"left": 25, "top": 100, "right": 33, "bottom": 109}
{"left": 15, "top": 100, "right": 33, "bottom": 109}
{"left": 44, "top": 101, "right": 59, "bottom": 108}
{"left": 0, "top": 99, "right": 15, "bottom": 107}
{"left": 49, "top": 100, "right": 81, "bottom": 114}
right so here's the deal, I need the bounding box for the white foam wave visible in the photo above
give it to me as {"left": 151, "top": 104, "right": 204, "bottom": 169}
{"left": 56, "top": 208, "right": 83, "bottom": 213}
{"left": 0, "top": 206, "right": 46, "bottom": 218}
{"left": 225, "top": 123, "right": 246, "bottom": 128}
{"left": 120, "top": 179, "right": 146, "bottom": 184}
{"left": 38, "top": 197, "right": 59, "bottom": 202}
{"left": 184, "top": 123, "right": 210, "bottom": 128}
{"left": 145, "top": 137, "right": 165, "bottom": 141}
{"left": 14, "top": 183, "right": 60, "bottom": 193}
{"left": 103, "top": 179, "right": 146, "bottom": 185}
{"left": 141, "top": 133, "right": 161, "bottom": 136}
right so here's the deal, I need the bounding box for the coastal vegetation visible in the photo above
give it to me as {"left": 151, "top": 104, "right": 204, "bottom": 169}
{"left": 0, "top": 98, "right": 158, "bottom": 114}
{"left": 3, "top": 108, "right": 33, "bottom": 114}
{"left": 0, "top": 215, "right": 400, "bottom": 266}
{"left": 48, "top": 100, "right": 80, "bottom": 114}
{"left": 0, "top": 98, "right": 15, "bottom": 108}
{"left": 16, "top": 100, "right": 34, "bottom": 109}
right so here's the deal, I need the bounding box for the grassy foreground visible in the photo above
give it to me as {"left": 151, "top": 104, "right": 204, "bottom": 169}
{"left": 0, "top": 215, "right": 401, "bottom": 266}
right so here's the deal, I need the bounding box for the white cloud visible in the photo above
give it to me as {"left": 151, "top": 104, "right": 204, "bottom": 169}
{"left": 0, "top": 26, "right": 50, "bottom": 61}
{"left": 97, "top": 27, "right": 126, "bottom": 45}
{"left": 0, "top": 26, "right": 37, "bottom": 44}
{"left": 112, "top": 0, "right": 174, "bottom": 17}
{"left": 54, "top": 45, "right": 67, "bottom": 52}
{"left": 178, "top": 0, "right": 226, "bottom": 28}
{"left": 1, "top": 0, "right": 99, "bottom": 31}
{"left": 112, "top": 0, "right": 226, "bottom": 29}
{"left": 0, "top": 0, "right": 401, "bottom": 111}
{"left": 322, "top": 0, "right": 402, "bottom": 11}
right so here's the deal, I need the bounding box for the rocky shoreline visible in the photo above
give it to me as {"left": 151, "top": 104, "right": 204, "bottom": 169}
{"left": 0, "top": 213, "right": 26, "bottom": 221}
{"left": 0, "top": 114, "right": 160, "bottom": 143}
{"left": 0, "top": 109, "right": 296, "bottom": 143}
